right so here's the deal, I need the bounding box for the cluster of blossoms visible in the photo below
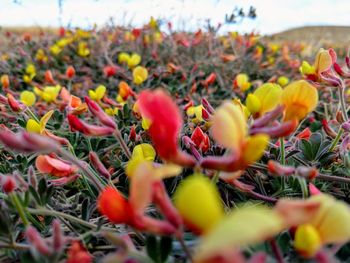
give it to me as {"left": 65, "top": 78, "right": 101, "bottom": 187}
{"left": 0, "top": 17, "right": 349, "bottom": 263}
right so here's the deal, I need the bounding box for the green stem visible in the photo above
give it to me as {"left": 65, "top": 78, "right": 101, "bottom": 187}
{"left": 339, "top": 83, "right": 349, "bottom": 122}
{"left": 25, "top": 107, "right": 40, "bottom": 122}
{"left": 329, "top": 128, "right": 344, "bottom": 152}
{"left": 279, "top": 137, "right": 286, "bottom": 189}
{"left": 280, "top": 137, "right": 285, "bottom": 165}
{"left": 10, "top": 193, "right": 29, "bottom": 226}
{"left": 27, "top": 208, "right": 115, "bottom": 231}
{"left": 0, "top": 241, "right": 30, "bottom": 250}
{"left": 56, "top": 147, "right": 105, "bottom": 191}
{"left": 113, "top": 130, "right": 132, "bottom": 159}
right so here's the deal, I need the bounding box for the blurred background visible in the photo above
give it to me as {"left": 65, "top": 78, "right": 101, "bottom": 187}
{"left": 1, "top": 0, "right": 350, "bottom": 34}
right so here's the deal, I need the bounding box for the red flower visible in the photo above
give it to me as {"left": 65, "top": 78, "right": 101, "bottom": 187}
{"left": 97, "top": 186, "right": 131, "bottom": 224}
{"left": 132, "top": 28, "right": 142, "bottom": 38}
{"left": 67, "top": 114, "right": 114, "bottom": 136}
{"left": 66, "top": 66, "right": 75, "bottom": 79}
{"left": 7, "top": 93, "right": 23, "bottom": 112}
{"left": 296, "top": 127, "right": 312, "bottom": 140}
{"left": 66, "top": 241, "right": 92, "bottom": 263}
{"left": 0, "top": 175, "right": 17, "bottom": 193}
{"left": 137, "top": 89, "right": 195, "bottom": 166}
{"left": 204, "top": 72, "right": 216, "bottom": 86}
{"left": 103, "top": 65, "right": 117, "bottom": 78}
{"left": 191, "top": 127, "right": 210, "bottom": 153}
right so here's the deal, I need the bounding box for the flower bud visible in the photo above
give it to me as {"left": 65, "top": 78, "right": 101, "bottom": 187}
{"left": 26, "top": 226, "right": 52, "bottom": 256}
{"left": 1, "top": 74, "right": 10, "bottom": 89}
{"left": 85, "top": 96, "right": 117, "bottom": 129}
{"left": 66, "top": 66, "right": 76, "bottom": 79}
{"left": 68, "top": 114, "right": 114, "bottom": 136}
{"left": 89, "top": 151, "right": 111, "bottom": 179}
{"left": 0, "top": 175, "right": 17, "bottom": 193}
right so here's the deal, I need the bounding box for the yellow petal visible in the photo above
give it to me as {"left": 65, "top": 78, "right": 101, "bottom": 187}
{"left": 128, "top": 53, "right": 141, "bottom": 68}
{"left": 142, "top": 118, "right": 151, "bottom": 130}
{"left": 277, "top": 76, "right": 289, "bottom": 87}
{"left": 33, "top": 87, "right": 43, "bottom": 97}
{"left": 300, "top": 61, "right": 316, "bottom": 75}
{"left": 133, "top": 66, "right": 148, "bottom": 85}
{"left": 95, "top": 85, "right": 106, "bottom": 101}
{"left": 314, "top": 48, "right": 332, "bottom": 75}
{"left": 242, "top": 134, "right": 269, "bottom": 165}
{"left": 245, "top": 93, "right": 261, "bottom": 114}
{"left": 211, "top": 102, "right": 246, "bottom": 151}
{"left": 174, "top": 174, "right": 224, "bottom": 234}
{"left": 118, "top": 52, "right": 130, "bottom": 64}
{"left": 132, "top": 143, "right": 156, "bottom": 161}
{"left": 281, "top": 80, "right": 318, "bottom": 121}
{"left": 88, "top": 90, "right": 97, "bottom": 100}
{"left": 253, "top": 83, "right": 282, "bottom": 116}
{"left": 294, "top": 224, "right": 322, "bottom": 258}
{"left": 194, "top": 206, "right": 283, "bottom": 262}
{"left": 20, "top": 91, "right": 36, "bottom": 106}
{"left": 26, "top": 119, "right": 41, "bottom": 133}
{"left": 39, "top": 110, "right": 54, "bottom": 132}
{"left": 310, "top": 194, "right": 350, "bottom": 244}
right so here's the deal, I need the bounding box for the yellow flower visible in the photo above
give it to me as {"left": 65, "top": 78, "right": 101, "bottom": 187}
{"left": 126, "top": 143, "right": 156, "bottom": 177}
{"left": 50, "top": 44, "right": 62, "bottom": 55}
{"left": 132, "top": 143, "right": 156, "bottom": 161}
{"left": 23, "top": 63, "right": 36, "bottom": 83}
{"left": 35, "top": 49, "right": 48, "bottom": 63}
{"left": 75, "top": 29, "right": 91, "bottom": 39}
{"left": 26, "top": 110, "right": 54, "bottom": 134}
{"left": 294, "top": 224, "right": 322, "bottom": 258}
{"left": 246, "top": 83, "right": 282, "bottom": 117}
{"left": 194, "top": 206, "right": 284, "bottom": 262}
{"left": 174, "top": 174, "right": 224, "bottom": 234}
{"left": 211, "top": 102, "right": 269, "bottom": 165}
{"left": 104, "top": 107, "right": 118, "bottom": 116}
{"left": 211, "top": 102, "right": 247, "bottom": 152}
{"left": 277, "top": 76, "right": 289, "bottom": 87}
{"left": 34, "top": 85, "right": 61, "bottom": 103}
{"left": 118, "top": 52, "right": 130, "bottom": 64}
{"left": 25, "top": 63, "right": 36, "bottom": 77}
{"left": 149, "top": 16, "right": 158, "bottom": 29}
{"left": 89, "top": 85, "right": 106, "bottom": 101}
{"left": 20, "top": 91, "right": 36, "bottom": 106}
{"left": 186, "top": 105, "right": 204, "bottom": 123}
{"left": 281, "top": 80, "right": 318, "bottom": 121}
{"left": 293, "top": 194, "right": 350, "bottom": 257}
{"left": 232, "top": 98, "right": 250, "bottom": 119}
{"left": 245, "top": 94, "right": 261, "bottom": 115}
{"left": 234, "top": 73, "right": 251, "bottom": 92}
{"left": 242, "top": 134, "right": 269, "bottom": 165}
{"left": 127, "top": 53, "right": 141, "bottom": 68}
{"left": 133, "top": 66, "right": 148, "bottom": 85}
{"left": 153, "top": 32, "right": 163, "bottom": 43}
{"left": 300, "top": 48, "right": 333, "bottom": 79}
{"left": 77, "top": 41, "right": 90, "bottom": 57}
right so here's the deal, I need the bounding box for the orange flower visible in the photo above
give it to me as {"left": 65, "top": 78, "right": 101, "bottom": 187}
{"left": 97, "top": 186, "right": 132, "bottom": 224}
{"left": 36, "top": 154, "right": 78, "bottom": 177}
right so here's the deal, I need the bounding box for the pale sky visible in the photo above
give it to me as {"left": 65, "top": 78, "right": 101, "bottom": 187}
{"left": 0, "top": 0, "right": 350, "bottom": 34}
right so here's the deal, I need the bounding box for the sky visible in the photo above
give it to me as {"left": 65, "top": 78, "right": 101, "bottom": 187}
{"left": 0, "top": 0, "right": 350, "bottom": 34}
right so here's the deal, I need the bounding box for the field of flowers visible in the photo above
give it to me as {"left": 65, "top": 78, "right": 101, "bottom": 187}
{"left": 0, "top": 18, "right": 350, "bottom": 263}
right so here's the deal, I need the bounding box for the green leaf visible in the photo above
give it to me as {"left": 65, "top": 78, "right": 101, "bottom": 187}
{"left": 160, "top": 236, "right": 173, "bottom": 262}
{"left": 146, "top": 235, "right": 159, "bottom": 263}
